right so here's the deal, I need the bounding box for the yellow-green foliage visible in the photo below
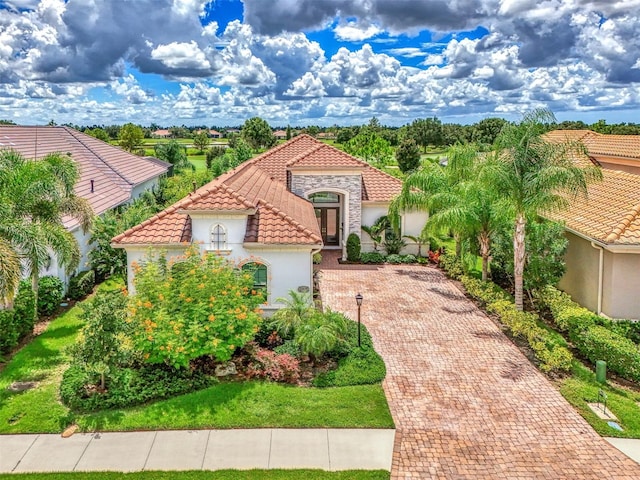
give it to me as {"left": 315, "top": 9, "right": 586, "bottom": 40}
{"left": 130, "top": 247, "right": 264, "bottom": 368}
{"left": 460, "top": 276, "right": 573, "bottom": 373}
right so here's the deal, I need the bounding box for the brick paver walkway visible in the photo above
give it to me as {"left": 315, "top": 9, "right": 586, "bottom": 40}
{"left": 318, "top": 254, "right": 640, "bottom": 479}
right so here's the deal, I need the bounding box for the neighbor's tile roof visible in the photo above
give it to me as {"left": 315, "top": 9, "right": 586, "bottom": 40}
{"left": 0, "top": 126, "right": 169, "bottom": 229}
{"left": 547, "top": 169, "right": 640, "bottom": 245}
{"left": 544, "top": 130, "right": 640, "bottom": 160}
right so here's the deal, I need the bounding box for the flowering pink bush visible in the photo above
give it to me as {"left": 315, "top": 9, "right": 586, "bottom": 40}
{"left": 246, "top": 346, "right": 300, "bottom": 384}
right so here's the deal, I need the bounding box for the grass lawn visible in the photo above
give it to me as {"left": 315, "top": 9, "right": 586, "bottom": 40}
{"left": 558, "top": 362, "right": 640, "bottom": 438}
{"left": 0, "top": 471, "right": 389, "bottom": 480}
{"left": 0, "top": 280, "right": 393, "bottom": 434}
{"left": 75, "top": 382, "right": 392, "bottom": 432}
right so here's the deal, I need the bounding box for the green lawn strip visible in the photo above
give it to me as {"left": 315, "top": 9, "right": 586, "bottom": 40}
{"left": 188, "top": 154, "right": 206, "bottom": 171}
{"left": 0, "top": 279, "right": 123, "bottom": 433}
{"left": 0, "top": 471, "right": 389, "bottom": 480}
{"left": 559, "top": 362, "right": 640, "bottom": 438}
{"left": 75, "top": 382, "right": 393, "bottom": 432}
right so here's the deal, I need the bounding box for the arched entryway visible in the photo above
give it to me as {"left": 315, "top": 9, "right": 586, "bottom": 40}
{"left": 308, "top": 191, "right": 344, "bottom": 247}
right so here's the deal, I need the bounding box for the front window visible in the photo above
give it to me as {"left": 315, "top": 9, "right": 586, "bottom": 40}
{"left": 309, "top": 192, "right": 340, "bottom": 204}
{"left": 242, "top": 262, "right": 268, "bottom": 293}
{"left": 210, "top": 224, "right": 227, "bottom": 250}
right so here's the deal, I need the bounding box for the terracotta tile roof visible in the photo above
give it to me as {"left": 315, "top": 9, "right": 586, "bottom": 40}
{"left": 113, "top": 162, "right": 322, "bottom": 246}
{"left": 546, "top": 169, "right": 640, "bottom": 245}
{"left": 545, "top": 130, "right": 640, "bottom": 160}
{"left": 249, "top": 134, "right": 402, "bottom": 201}
{"left": 0, "top": 126, "right": 169, "bottom": 229}
{"left": 113, "top": 134, "right": 402, "bottom": 247}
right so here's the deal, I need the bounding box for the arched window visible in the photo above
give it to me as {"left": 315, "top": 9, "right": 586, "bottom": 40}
{"left": 242, "top": 262, "right": 268, "bottom": 292}
{"left": 210, "top": 224, "right": 227, "bottom": 250}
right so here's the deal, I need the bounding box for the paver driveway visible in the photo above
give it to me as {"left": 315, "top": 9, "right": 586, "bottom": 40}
{"left": 319, "top": 258, "right": 640, "bottom": 479}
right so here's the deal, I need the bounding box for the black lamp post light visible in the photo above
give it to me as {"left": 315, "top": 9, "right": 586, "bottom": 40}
{"left": 355, "top": 292, "right": 363, "bottom": 348}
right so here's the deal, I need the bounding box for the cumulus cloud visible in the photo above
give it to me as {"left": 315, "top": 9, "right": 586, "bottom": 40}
{"left": 0, "top": 0, "right": 639, "bottom": 126}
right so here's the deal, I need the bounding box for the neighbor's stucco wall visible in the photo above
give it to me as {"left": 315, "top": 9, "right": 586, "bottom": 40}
{"left": 602, "top": 249, "right": 640, "bottom": 320}
{"left": 131, "top": 176, "right": 162, "bottom": 200}
{"left": 558, "top": 232, "right": 600, "bottom": 313}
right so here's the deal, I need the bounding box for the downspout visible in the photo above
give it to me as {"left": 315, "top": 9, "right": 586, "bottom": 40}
{"left": 590, "top": 242, "right": 604, "bottom": 315}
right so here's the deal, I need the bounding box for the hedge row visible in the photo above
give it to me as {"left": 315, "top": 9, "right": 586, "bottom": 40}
{"left": 458, "top": 276, "right": 573, "bottom": 373}
{"left": 537, "top": 286, "right": 640, "bottom": 383}
{"left": 0, "top": 282, "right": 36, "bottom": 355}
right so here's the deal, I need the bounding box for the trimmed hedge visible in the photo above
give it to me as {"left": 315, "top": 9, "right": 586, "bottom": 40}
{"left": 346, "top": 233, "right": 361, "bottom": 262}
{"left": 439, "top": 252, "right": 464, "bottom": 279}
{"left": 538, "top": 286, "right": 640, "bottom": 383}
{"left": 37, "top": 276, "right": 64, "bottom": 316}
{"left": 0, "top": 283, "right": 37, "bottom": 355}
{"left": 459, "top": 276, "right": 573, "bottom": 373}
{"left": 68, "top": 270, "right": 96, "bottom": 300}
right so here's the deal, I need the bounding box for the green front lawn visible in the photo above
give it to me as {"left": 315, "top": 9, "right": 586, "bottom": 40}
{"left": 75, "top": 382, "right": 391, "bottom": 432}
{"left": 559, "top": 362, "right": 640, "bottom": 438}
{"left": 0, "top": 280, "right": 392, "bottom": 434}
{"left": 0, "top": 471, "right": 389, "bottom": 480}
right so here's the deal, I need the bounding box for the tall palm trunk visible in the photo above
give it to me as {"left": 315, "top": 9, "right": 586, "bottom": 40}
{"left": 478, "top": 232, "right": 491, "bottom": 282}
{"left": 513, "top": 213, "right": 526, "bottom": 311}
{"left": 31, "top": 273, "right": 39, "bottom": 324}
{"left": 454, "top": 233, "right": 462, "bottom": 257}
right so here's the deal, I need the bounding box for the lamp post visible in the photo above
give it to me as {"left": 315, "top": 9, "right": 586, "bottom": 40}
{"left": 355, "top": 293, "right": 363, "bottom": 348}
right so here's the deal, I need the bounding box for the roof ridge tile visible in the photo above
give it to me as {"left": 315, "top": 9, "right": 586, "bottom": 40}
{"left": 256, "top": 199, "right": 322, "bottom": 243}
{"left": 605, "top": 203, "right": 640, "bottom": 243}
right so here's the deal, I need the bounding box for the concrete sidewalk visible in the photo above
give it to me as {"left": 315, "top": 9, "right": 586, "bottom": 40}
{"left": 0, "top": 429, "right": 394, "bottom": 473}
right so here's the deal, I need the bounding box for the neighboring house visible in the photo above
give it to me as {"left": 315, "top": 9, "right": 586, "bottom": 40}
{"left": 152, "top": 129, "right": 171, "bottom": 138}
{"left": 0, "top": 125, "right": 170, "bottom": 288}
{"left": 209, "top": 129, "right": 221, "bottom": 138}
{"left": 273, "top": 130, "right": 287, "bottom": 140}
{"left": 544, "top": 130, "right": 640, "bottom": 319}
{"left": 112, "top": 134, "right": 427, "bottom": 311}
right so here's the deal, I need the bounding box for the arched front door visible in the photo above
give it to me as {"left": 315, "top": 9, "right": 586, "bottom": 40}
{"left": 309, "top": 192, "right": 341, "bottom": 246}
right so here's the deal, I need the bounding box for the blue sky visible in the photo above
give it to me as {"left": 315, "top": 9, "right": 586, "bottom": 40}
{"left": 0, "top": 0, "right": 639, "bottom": 127}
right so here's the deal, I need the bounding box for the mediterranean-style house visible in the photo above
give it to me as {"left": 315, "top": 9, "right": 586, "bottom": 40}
{"left": 0, "top": 125, "right": 170, "bottom": 287}
{"left": 112, "top": 134, "right": 427, "bottom": 312}
{"left": 544, "top": 130, "right": 640, "bottom": 319}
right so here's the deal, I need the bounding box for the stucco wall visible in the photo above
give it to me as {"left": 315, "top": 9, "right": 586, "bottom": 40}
{"left": 131, "top": 177, "right": 162, "bottom": 200}
{"left": 361, "top": 204, "right": 388, "bottom": 252}
{"left": 558, "top": 232, "right": 600, "bottom": 313}
{"left": 123, "top": 213, "right": 315, "bottom": 311}
{"left": 602, "top": 250, "right": 640, "bottom": 320}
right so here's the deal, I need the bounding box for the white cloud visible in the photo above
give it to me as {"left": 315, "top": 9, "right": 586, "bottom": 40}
{"left": 334, "top": 21, "right": 383, "bottom": 42}
{"left": 151, "top": 41, "right": 211, "bottom": 70}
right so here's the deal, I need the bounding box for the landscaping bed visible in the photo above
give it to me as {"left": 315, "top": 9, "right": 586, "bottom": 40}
{"left": 0, "top": 254, "right": 393, "bottom": 434}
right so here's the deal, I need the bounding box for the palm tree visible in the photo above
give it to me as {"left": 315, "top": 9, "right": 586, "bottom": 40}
{"left": 427, "top": 179, "right": 508, "bottom": 281}
{"left": 485, "top": 109, "right": 602, "bottom": 310}
{"left": 0, "top": 149, "right": 93, "bottom": 317}
{"left": 389, "top": 143, "right": 478, "bottom": 257}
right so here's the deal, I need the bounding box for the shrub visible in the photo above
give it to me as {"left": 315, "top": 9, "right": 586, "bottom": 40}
{"left": 0, "top": 310, "right": 18, "bottom": 354}
{"left": 439, "top": 253, "right": 463, "bottom": 279}
{"left": 274, "top": 339, "right": 301, "bottom": 357}
{"left": 130, "top": 247, "right": 263, "bottom": 368}
{"left": 312, "top": 252, "right": 322, "bottom": 265}
{"left": 428, "top": 250, "right": 441, "bottom": 264}
{"left": 460, "top": 276, "right": 572, "bottom": 373}
{"left": 577, "top": 326, "right": 640, "bottom": 382}
{"left": 205, "top": 146, "right": 227, "bottom": 169}
{"left": 313, "top": 347, "right": 386, "bottom": 387}
{"left": 13, "top": 281, "right": 36, "bottom": 338}
{"left": 60, "top": 363, "right": 213, "bottom": 411}
{"left": 296, "top": 308, "right": 348, "bottom": 359}
{"left": 385, "top": 254, "right": 403, "bottom": 264}
{"left": 360, "top": 252, "right": 386, "bottom": 264}
{"left": 346, "top": 233, "right": 361, "bottom": 262}
{"left": 244, "top": 345, "right": 300, "bottom": 384}
{"left": 537, "top": 286, "right": 640, "bottom": 382}
{"left": 69, "top": 289, "right": 133, "bottom": 390}
{"left": 383, "top": 237, "right": 406, "bottom": 255}
{"left": 67, "top": 270, "right": 96, "bottom": 300}
{"left": 37, "top": 276, "right": 64, "bottom": 316}
{"left": 401, "top": 254, "right": 417, "bottom": 264}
